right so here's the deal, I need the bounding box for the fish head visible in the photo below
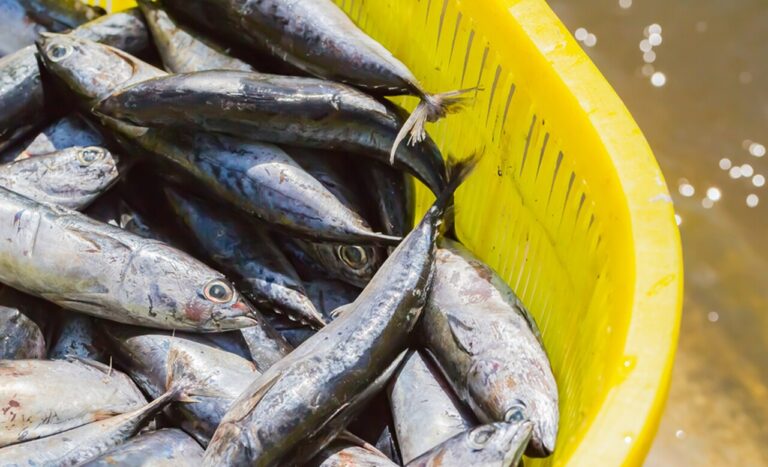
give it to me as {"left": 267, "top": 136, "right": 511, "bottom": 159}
{"left": 36, "top": 33, "right": 163, "bottom": 104}
{"left": 309, "top": 242, "right": 384, "bottom": 287}
{"left": 58, "top": 146, "right": 121, "bottom": 193}
{"left": 123, "top": 243, "right": 260, "bottom": 331}
{"left": 417, "top": 421, "right": 532, "bottom": 467}
{"left": 467, "top": 357, "right": 559, "bottom": 457}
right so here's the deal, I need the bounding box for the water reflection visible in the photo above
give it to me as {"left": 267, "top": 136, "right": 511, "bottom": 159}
{"left": 548, "top": 0, "right": 768, "bottom": 464}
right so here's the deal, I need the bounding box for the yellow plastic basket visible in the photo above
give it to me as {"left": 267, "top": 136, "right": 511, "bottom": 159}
{"left": 91, "top": 0, "right": 684, "bottom": 465}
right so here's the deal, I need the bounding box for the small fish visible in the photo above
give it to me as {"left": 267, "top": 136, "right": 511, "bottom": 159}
{"left": 307, "top": 440, "right": 399, "bottom": 467}
{"left": 48, "top": 312, "right": 106, "bottom": 362}
{"left": 421, "top": 238, "right": 559, "bottom": 457}
{"left": 0, "top": 304, "right": 46, "bottom": 359}
{"left": 0, "top": 146, "right": 120, "bottom": 210}
{"left": 0, "top": 8, "right": 149, "bottom": 153}
{"left": 93, "top": 71, "right": 448, "bottom": 195}
{"left": 80, "top": 428, "right": 204, "bottom": 466}
{"left": 406, "top": 421, "right": 533, "bottom": 467}
{"left": 164, "top": 186, "right": 324, "bottom": 329}
{"left": 4, "top": 114, "right": 106, "bottom": 162}
{"left": 389, "top": 350, "right": 477, "bottom": 464}
{"left": 160, "top": 0, "right": 466, "bottom": 154}
{"left": 203, "top": 155, "right": 478, "bottom": 466}
{"left": 137, "top": 0, "right": 254, "bottom": 73}
{"left": 0, "top": 186, "right": 260, "bottom": 331}
{"left": 0, "top": 357, "right": 146, "bottom": 447}
{"left": 101, "top": 323, "right": 260, "bottom": 446}
{"left": 0, "top": 349, "right": 203, "bottom": 465}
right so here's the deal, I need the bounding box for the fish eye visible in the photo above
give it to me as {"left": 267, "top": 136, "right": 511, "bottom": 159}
{"left": 47, "top": 43, "right": 73, "bottom": 62}
{"left": 468, "top": 426, "right": 497, "bottom": 448}
{"left": 77, "top": 147, "right": 104, "bottom": 165}
{"left": 204, "top": 279, "right": 234, "bottom": 303}
{"left": 337, "top": 245, "right": 368, "bottom": 269}
{"left": 504, "top": 400, "right": 528, "bottom": 423}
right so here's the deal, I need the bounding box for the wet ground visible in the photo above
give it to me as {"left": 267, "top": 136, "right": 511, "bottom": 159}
{"left": 547, "top": 0, "right": 768, "bottom": 464}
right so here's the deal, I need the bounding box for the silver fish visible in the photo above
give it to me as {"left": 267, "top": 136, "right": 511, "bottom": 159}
{"left": 37, "top": 34, "right": 399, "bottom": 246}
{"left": 389, "top": 350, "right": 476, "bottom": 464}
{"left": 93, "top": 70, "right": 448, "bottom": 195}
{"left": 80, "top": 428, "right": 204, "bottom": 466}
{"left": 0, "top": 186, "right": 260, "bottom": 331}
{"left": 101, "top": 323, "right": 260, "bottom": 446}
{"left": 0, "top": 286, "right": 57, "bottom": 355}
{"left": 0, "top": 358, "right": 146, "bottom": 447}
{"left": 160, "top": 0, "right": 465, "bottom": 152}
{"left": 406, "top": 421, "right": 533, "bottom": 467}
{"left": 48, "top": 312, "right": 106, "bottom": 362}
{"left": 0, "top": 350, "right": 202, "bottom": 465}
{"left": 164, "top": 187, "right": 324, "bottom": 329}
{"left": 6, "top": 114, "right": 106, "bottom": 162}
{"left": 137, "top": 0, "right": 254, "bottom": 73}
{"left": 0, "top": 146, "right": 120, "bottom": 210}
{"left": 203, "top": 156, "right": 478, "bottom": 466}
{"left": 0, "top": 8, "right": 149, "bottom": 153}
{"left": 421, "top": 238, "right": 559, "bottom": 457}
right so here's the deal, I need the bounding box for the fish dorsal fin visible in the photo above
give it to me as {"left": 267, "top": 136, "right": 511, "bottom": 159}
{"left": 226, "top": 371, "right": 282, "bottom": 423}
{"left": 446, "top": 314, "right": 480, "bottom": 356}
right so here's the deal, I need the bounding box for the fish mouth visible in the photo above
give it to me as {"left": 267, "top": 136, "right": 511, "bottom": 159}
{"left": 524, "top": 424, "right": 554, "bottom": 458}
{"left": 504, "top": 421, "right": 535, "bottom": 465}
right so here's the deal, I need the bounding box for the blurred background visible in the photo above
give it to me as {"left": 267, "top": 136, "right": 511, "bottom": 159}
{"left": 546, "top": 0, "right": 768, "bottom": 464}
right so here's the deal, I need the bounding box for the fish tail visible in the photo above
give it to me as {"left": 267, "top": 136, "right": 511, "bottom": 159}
{"left": 165, "top": 346, "right": 214, "bottom": 403}
{"left": 389, "top": 88, "right": 475, "bottom": 165}
{"left": 430, "top": 149, "right": 483, "bottom": 219}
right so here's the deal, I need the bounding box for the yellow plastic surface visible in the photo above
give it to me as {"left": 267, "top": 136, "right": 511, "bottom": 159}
{"left": 92, "top": 0, "right": 684, "bottom": 465}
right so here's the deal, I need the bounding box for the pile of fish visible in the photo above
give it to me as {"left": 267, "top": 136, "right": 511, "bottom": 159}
{"left": 0, "top": 1, "right": 559, "bottom": 465}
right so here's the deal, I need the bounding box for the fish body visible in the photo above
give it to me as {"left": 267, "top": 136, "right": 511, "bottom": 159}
{"left": 95, "top": 71, "right": 448, "bottom": 195}
{"left": 290, "top": 149, "right": 385, "bottom": 287}
{"left": 0, "top": 305, "right": 46, "bottom": 359}
{"left": 0, "top": 358, "right": 146, "bottom": 447}
{"left": 0, "top": 350, "right": 201, "bottom": 466}
{"left": 2, "top": 114, "right": 106, "bottom": 163}
{"left": 80, "top": 428, "right": 204, "bottom": 466}
{"left": 421, "top": 238, "right": 559, "bottom": 457}
{"left": 203, "top": 156, "right": 477, "bottom": 466}
{"left": 0, "top": 187, "right": 259, "bottom": 331}
{"left": 137, "top": 0, "right": 253, "bottom": 73}
{"left": 389, "top": 350, "right": 476, "bottom": 463}
{"left": 362, "top": 160, "right": 412, "bottom": 238}
{"left": 37, "top": 34, "right": 398, "bottom": 245}
{"left": 102, "top": 323, "right": 261, "bottom": 446}
{"left": 307, "top": 441, "right": 399, "bottom": 467}
{"left": 0, "top": 146, "right": 120, "bottom": 210}
{"left": 164, "top": 187, "right": 323, "bottom": 329}
{"left": 406, "top": 421, "right": 533, "bottom": 467}
{"left": 48, "top": 312, "right": 106, "bottom": 361}
{"left": 0, "top": 8, "right": 148, "bottom": 153}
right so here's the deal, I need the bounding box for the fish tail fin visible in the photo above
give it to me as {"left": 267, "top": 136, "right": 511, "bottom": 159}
{"left": 431, "top": 149, "right": 484, "bottom": 218}
{"left": 165, "top": 346, "right": 214, "bottom": 403}
{"left": 389, "top": 88, "right": 476, "bottom": 165}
